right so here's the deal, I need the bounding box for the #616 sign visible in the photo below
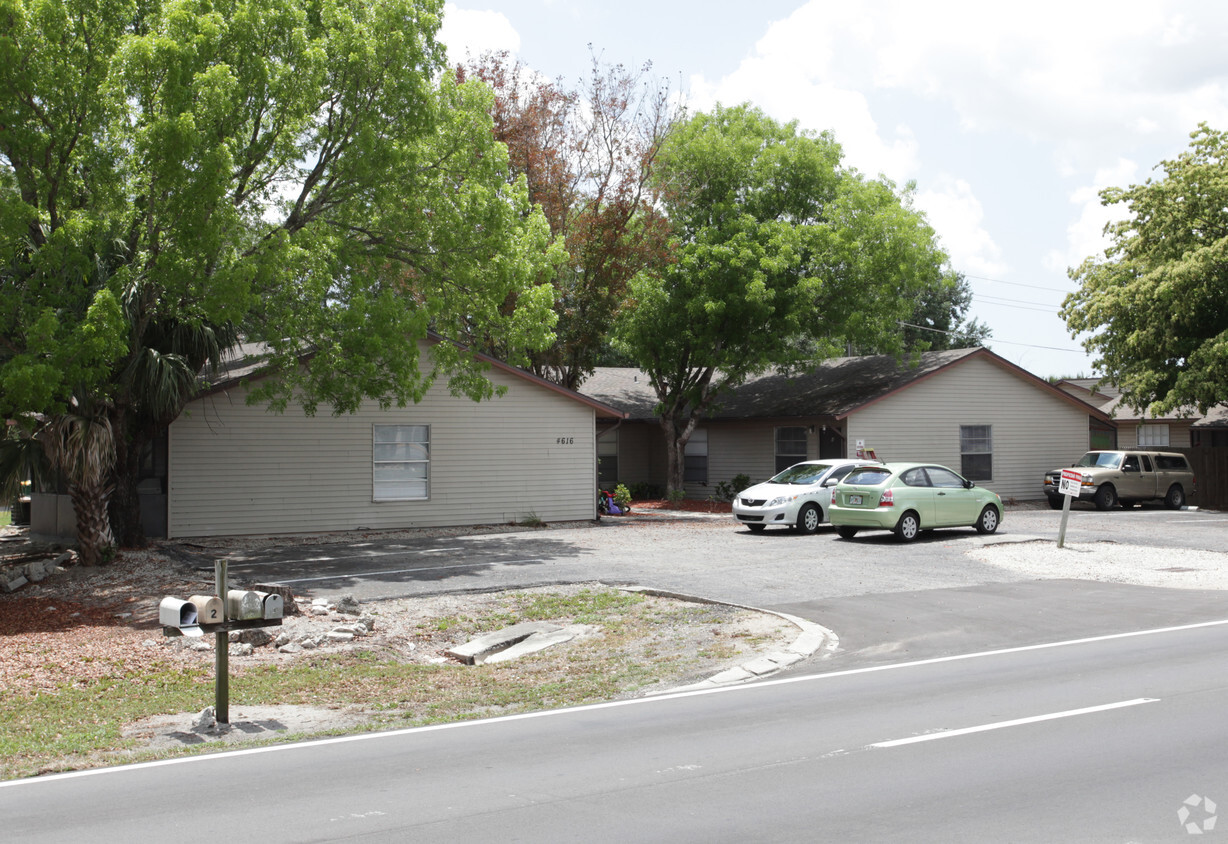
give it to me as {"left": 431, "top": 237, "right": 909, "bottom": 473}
{"left": 1058, "top": 468, "right": 1083, "bottom": 497}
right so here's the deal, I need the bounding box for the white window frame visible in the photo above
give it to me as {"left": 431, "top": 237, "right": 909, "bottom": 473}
{"left": 597, "top": 429, "right": 619, "bottom": 486}
{"left": 959, "top": 424, "right": 993, "bottom": 481}
{"left": 1137, "top": 423, "right": 1170, "bottom": 447}
{"left": 373, "top": 424, "right": 430, "bottom": 501}
{"left": 684, "top": 428, "right": 708, "bottom": 484}
{"left": 775, "top": 426, "right": 808, "bottom": 473}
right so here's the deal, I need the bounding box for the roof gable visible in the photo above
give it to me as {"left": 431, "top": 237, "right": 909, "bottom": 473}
{"left": 199, "top": 336, "right": 627, "bottom": 418}
{"left": 584, "top": 348, "right": 1113, "bottom": 423}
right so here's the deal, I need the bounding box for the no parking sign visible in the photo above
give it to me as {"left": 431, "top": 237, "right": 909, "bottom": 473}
{"left": 1058, "top": 468, "right": 1083, "bottom": 497}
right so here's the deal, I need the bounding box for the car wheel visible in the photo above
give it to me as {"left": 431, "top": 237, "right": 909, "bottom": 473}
{"left": 747, "top": 523, "right": 766, "bottom": 533}
{"left": 974, "top": 505, "right": 1000, "bottom": 534}
{"left": 893, "top": 511, "right": 921, "bottom": 542}
{"left": 796, "top": 503, "right": 821, "bottom": 534}
{"left": 1094, "top": 484, "right": 1117, "bottom": 511}
{"left": 836, "top": 526, "right": 859, "bottom": 540}
{"left": 1165, "top": 485, "right": 1186, "bottom": 510}
{"left": 1047, "top": 495, "right": 1063, "bottom": 510}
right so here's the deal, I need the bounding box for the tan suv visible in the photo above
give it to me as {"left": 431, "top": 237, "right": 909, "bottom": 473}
{"left": 1043, "top": 450, "right": 1196, "bottom": 511}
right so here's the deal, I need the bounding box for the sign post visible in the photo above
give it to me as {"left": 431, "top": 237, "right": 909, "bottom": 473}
{"left": 1056, "top": 469, "right": 1082, "bottom": 548}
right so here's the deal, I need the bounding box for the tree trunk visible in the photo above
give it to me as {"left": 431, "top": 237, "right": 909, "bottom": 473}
{"left": 659, "top": 414, "right": 696, "bottom": 497}
{"left": 71, "top": 480, "right": 115, "bottom": 566}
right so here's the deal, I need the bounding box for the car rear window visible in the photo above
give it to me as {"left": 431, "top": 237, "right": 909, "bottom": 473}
{"left": 844, "top": 468, "right": 892, "bottom": 485}
{"left": 1155, "top": 455, "right": 1190, "bottom": 471}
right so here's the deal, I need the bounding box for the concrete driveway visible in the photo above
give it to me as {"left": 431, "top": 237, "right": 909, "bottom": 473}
{"left": 175, "top": 504, "right": 1228, "bottom": 669}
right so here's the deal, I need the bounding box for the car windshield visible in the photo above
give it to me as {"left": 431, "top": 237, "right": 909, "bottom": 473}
{"left": 1075, "top": 452, "right": 1122, "bottom": 469}
{"left": 769, "top": 463, "right": 833, "bottom": 484}
{"left": 843, "top": 467, "right": 892, "bottom": 486}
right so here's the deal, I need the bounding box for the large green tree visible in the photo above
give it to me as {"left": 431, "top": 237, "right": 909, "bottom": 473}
{"left": 898, "top": 270, "right": 991, "bottom": 352}
{"left": 0, "top": 0, "right": 557, "bottom": 551}
{"left": 1063, "top": 123, "right": 1228, "bottom": 415}
{"left": 613, "top": 104, "right": 950, "bottom": 493}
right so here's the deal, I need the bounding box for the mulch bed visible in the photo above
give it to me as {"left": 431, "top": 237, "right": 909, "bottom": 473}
{"left": 631, "top": 499, "right": 732, "bottom": 514}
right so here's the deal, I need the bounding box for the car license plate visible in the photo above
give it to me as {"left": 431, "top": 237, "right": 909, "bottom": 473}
{"left": 849, "top": 494, "right": 863, "bottom": 505}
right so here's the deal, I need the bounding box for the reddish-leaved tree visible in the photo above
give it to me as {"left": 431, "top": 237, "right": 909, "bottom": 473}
{"left": 460, "top": 52, "right": 678, "bottom": 390}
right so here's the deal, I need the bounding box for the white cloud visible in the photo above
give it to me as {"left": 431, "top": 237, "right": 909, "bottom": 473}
{"left": 1044, "top": 158, "right": 1140, "bottom": 274}
{"left": 691, "top": 0, "right": 1228, "bottom": 175}
{"left": 439, "top": 4, "right": 521, "bottom": 64}
{"left": 915, "top": 176, "right": 1006, "bottom": 278}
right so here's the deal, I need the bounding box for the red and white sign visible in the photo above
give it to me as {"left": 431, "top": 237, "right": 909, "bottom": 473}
{"left": 1059, "top": 469, "right": 1083, "bottom": 497}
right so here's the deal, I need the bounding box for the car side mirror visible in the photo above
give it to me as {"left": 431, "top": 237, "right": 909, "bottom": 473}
{"left": 964, "top": 479, "right": 975, "bottom": 489}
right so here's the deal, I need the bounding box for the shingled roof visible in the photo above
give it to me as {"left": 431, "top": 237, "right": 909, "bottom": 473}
{"left": 581, "top": 347, "right": 1113, "bottom": 423}
{"left": 199, "top": 336, "right": 628, "bottom": 418}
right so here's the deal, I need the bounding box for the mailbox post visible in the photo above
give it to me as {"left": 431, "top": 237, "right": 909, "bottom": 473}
{"left": 215, "top": 560, "right": 229, "bottom": 724}
{"left": 160, "top": 559, "right": 284, "bottom": 725}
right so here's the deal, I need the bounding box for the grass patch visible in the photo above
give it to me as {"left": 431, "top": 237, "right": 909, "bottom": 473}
{"left": 1, "top": 508, "right": 10, "bottom": 528}
{"left": 0, "top": 587, "right": 765, "bottom": 780}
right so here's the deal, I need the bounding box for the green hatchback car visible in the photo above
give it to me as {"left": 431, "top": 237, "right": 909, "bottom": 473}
{"left": 828, "top": 462, "right": 1003, "bottom": 541}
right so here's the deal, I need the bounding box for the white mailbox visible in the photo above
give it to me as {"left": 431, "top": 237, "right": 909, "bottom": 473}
{"left": 227, "top": 590, "right": 263, "bottom": 620}
{"left": 259, "top": 592, "right": 284, "bottom": 620}
{"left": 188, "top": 594, "right": 224, "bottom": 626}
{"left": 159, "top": 597, "right": 202, "bottom": 637}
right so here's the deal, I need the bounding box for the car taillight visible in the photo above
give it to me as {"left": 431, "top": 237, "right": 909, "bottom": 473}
{"left": 879, "top": 488, "right": 894, "bottom": 507}
{"left": 831, "top": 489, "right": 837, "bottom": 505}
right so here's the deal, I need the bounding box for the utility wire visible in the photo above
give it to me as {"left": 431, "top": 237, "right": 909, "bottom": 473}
{"left": 899, "top": 321, "right": 1089, "bottom": 355}
{"left": 964, "top": 273, "right": 1074, "bottom": 294}
{"left": 973, "top": 294, "right": 1062, "bottom": 313}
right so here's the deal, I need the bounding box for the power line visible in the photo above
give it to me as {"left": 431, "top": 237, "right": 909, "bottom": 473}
{"left": 899, "top": 322, "right": 1089, "bottom": 355}
{"left": 963, "top": 273, "right": 1074, "bottom": 294}
{"left": 973, "top": 294, "right": 1062, "bottom": 313}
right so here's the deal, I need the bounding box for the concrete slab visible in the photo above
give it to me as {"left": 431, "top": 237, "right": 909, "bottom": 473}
{"left": 446, "top": 621, "right": 562, "bottom": 664}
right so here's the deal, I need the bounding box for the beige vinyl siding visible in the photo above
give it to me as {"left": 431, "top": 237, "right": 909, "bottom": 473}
{"left": 845, "top": 356, "right": 1091, "bottom": 501}
{"left": 1115, "top": 420, "right": 1194, "bottom": 449}
{"left": 706, "top": 422, "right": 780, "bottom": 492}
{"left": 168, "top": 356, "right": 597, "bottom": 538}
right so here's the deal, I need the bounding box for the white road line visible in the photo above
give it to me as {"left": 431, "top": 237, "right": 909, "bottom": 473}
{"left": 274, "top": 559, "right": 547, "bottom": 584}
{"left": 869, "top": 698, "right": 1160, "bottom": 749}
{"left": 6, "top": 619, "right": 1226, "bottom": 788}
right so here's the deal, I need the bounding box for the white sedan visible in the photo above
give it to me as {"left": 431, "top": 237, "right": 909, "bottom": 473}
{"left": 732, "top": 459, "right": 883, "bottom": 534}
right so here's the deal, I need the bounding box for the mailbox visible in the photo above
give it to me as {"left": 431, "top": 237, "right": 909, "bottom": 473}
{"left": 227, "top": 589, "right": 263, "bottom": 620}
{"left": 159, "top": 597, "right": 202, "bottom": 637}
{"left": 189, "top": 594, "right": 224, "bottom": 626}
{"left": 259, "top": 592, "right": 284, "bottom": 620}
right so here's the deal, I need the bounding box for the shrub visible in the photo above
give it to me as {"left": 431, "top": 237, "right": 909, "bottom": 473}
{"left": 628, "top": 481, "right": 663, "bottom": 500}
{"left": 613, "top": 484, "right": 632, "bottom": 508}
{"left": 713, "top": 473, "right": 752, "bottom": 502}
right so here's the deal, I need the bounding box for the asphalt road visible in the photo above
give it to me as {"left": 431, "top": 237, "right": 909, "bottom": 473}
{"left": 6, "top": 617, "right": 1227, "bottom": 842}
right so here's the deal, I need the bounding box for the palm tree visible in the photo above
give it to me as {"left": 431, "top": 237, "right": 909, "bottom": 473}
{"left": 38, "top": 405, "right": 116, "bottom": 566}
{"left": 0, "top": 417, "right": 55, "bottom": 525}
{"left": 107, "top": 278, "right": 239, "bottom": 547}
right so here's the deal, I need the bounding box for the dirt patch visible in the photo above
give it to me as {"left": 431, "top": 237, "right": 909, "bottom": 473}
{"left": 1, "top": 525, "right": 796, "bottom": 760}
{"left": 123, "top": 705, "right": 376, "bottom": 751}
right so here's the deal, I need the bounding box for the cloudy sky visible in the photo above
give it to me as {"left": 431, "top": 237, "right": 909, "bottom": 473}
{"left": 439, "top": 0, "right": 1228, "bottom": 379}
